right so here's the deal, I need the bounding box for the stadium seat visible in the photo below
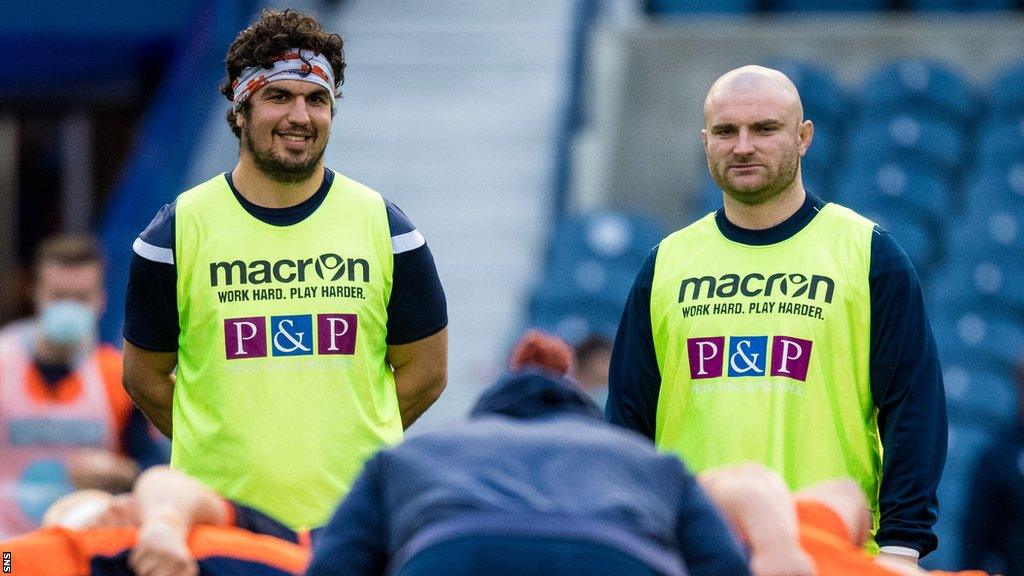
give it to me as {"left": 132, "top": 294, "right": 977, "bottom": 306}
{"left": 953, "top": 206, "right": 1024, "bottom": 253}
{"left": 532, "top": 259, "right": 637, "bottom": 310}
{"left": 764, "top": 59, "right": 846, "bottom": 129}
{"left": 844, "top": 163, "right": 952, "bottom": 217}
{"left": 858, "top": 59, "right": 973, "bottom": 127}
{"left": 801, "top": 125, "right": 837, "bottom": 197}
{"left": 527, "top": 297, "right": 623, "bottom": 344}
{"left": 836, "top": 168, "right": 949, "bottom": 273}
{"left": 906, "top": 0, "right": 1018, "bottom": 10}
{"left": 961, "top": 162, "right": 1024, "bottom": 223}
{"left": 927, "top": 421, "right": 1000, "bottom": 570}
{"left": 930, "top": 307, "right": 1024, "bottom": 369}
{"left": 770, "top": 0, "right": 889, "bottom": 11}
{"left": 942, "top": 354, "right": 1018, "bottom": 429}
{"left": 860, "top": 203, "right": 939, "bottom": 275}
{"left": 847, "top": 116, "right": 965, "bottom": 177}
{"left": 546, "top": 211, "right": 666, "bottom": 273}
{"left": 647, "top": 0, "right": 757, "bottom": 15}
{"left": 931, "top": 247, "right": 1024, "bottom": 318}
{"left": 976, "top": 117, "right": 1024, "bottom": 172}
{"left": 987, "top": 60, "right": 1024, "bottom": 121}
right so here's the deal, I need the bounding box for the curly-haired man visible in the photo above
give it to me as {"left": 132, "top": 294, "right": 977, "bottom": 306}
{"left": 122, "top": 9, "right": 449, "bottom": 531}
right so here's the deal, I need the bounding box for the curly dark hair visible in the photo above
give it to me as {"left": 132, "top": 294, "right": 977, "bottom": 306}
{"left": 220, "top": 8, "right": 346, "bottom": 138}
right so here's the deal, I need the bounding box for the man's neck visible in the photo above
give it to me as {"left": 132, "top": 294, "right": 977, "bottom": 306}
{"left": 231, "top": 158, "right": 325, "bottom": 209}
{"left": 722, "top": 183, "right": 806, "bottom": 231}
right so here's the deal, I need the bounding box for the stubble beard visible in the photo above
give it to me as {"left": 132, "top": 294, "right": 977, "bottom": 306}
{"left": 711, "top": 147, "right": 802, "bottom": 207}
{"left": 241, "top": 122, "right": 327, "bottom": 184}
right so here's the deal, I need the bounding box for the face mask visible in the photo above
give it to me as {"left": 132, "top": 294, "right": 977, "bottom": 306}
{"left": 40, "top": 301, "right": 96, "bottom": 346}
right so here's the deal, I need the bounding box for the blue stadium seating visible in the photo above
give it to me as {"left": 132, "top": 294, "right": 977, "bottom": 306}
{"left": 530, "top": 210, "right": 667, "bottom": 345}
{"left": 836, "top": 167, "right": 950, "bottom": 273}
{"left": 907, "top": 0, "right": 1018, "bottom": 10}
{"left": 546, "top": 211, "right": 666, "bottom": 273}
{"left": 847, "top": 116, "right": 965, "bottom": 177}
{"left": 801, "top": 125, "right": 838, "bottom": 197}
{"left": 954, "top": 206, "right": 1024, "bottom": 252}
{"left": 976, "top": 118, "right": 1024, "bottom": 172}
{"left": 932, "top": 248, "right": 1024, "bottom": 318}
{"left": 770, "top": 0, "right": 889, "bottom": 11}
{"left": 988, "top": 61, "right": 1024, "bottom": 121}
{"left": 962, "top": 158, "right": 1024, "bottom": 215}
{"left": 858, "top": 59, "right": 973, "bottom": 127}
{"left": 841, "top": 163, "right": 953, "bottom": 217}
{"left": 528, "top": 296, "right": 624, "bottom": 344}
{"left": 927, "top": 422, "right": 1000, "bottom": 570}
{"left": 532, "top": 259, "right": 637, "bottom": 310}
{"left": 647, "top": 0, "right": 757, "bottom": 14}
{"left": 942, "top": 354, "right": 1019, "bottom": 429}
{"left": 931, "top": 307, "right": 1024, "bottom": 369}
{"left": 764, "top": 59, "right": 846, "bottom": 129}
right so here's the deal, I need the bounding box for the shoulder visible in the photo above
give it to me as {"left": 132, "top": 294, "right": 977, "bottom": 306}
{"left": 134, "top": 201, "right": 177, "bottom": 264}
{"left": 662, "top": 212, "right": 716, "bottom": 245}
{"left": 820, "top": 202, "right": 877, "bottom": 231}
{"left": 868, "top": 226, "right": 915, "bottom": 278}
{"left": 383, "top": 199, "right": 426, "bottom": 255}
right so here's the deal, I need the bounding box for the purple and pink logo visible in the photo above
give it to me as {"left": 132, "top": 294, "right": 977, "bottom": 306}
{"left": 687, "top": 337, "right": 725, "bottom": 379}
{"left": 225, "top": 317, "right": 267, "bottom": 359}
{"left": 224, "top": 314, "right": 358, "bottom": 359}
{"left": 317, "top": 314, "right": 357, "bottom": 355}
{"left": 770, "top": 336, "right": 812, "bottom": 381}
{"left": 687, "top": 335, "right": 812, "bottom": 382}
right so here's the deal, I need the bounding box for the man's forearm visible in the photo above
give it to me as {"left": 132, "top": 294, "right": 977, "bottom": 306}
{"left": 388, "top": 328, "right": 448, "bottom": 429}
{"left": 124, "top": 372, "right": 174, "bottom": 436}
{"left": 394, "top": 367, "right": 445, "bottom": 429}
{"left": 122, "top": 341, "right": 178, "bottom": 437}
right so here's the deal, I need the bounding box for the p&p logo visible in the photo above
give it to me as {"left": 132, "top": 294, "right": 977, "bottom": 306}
{"left": 224, "top": 313, "right": 357, "bottom": 359}
{"left": 688, "top": 335, "right": 812, "bottom": 381}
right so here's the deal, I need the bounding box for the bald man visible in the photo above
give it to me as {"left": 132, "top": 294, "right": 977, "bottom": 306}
{"left": 607, "top": 65, "right": 946, "bottom": 562}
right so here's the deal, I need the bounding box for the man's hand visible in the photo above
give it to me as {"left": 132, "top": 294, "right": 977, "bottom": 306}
{"left": 129, "top": 507, "right": 197, "bottom": 576}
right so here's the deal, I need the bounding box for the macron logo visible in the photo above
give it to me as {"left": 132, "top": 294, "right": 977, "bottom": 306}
{"left": 224, "top": 314, "right": 358, "bottom": 359}
{"left": 687, "top": 335, "right": 812, "bottom": 382}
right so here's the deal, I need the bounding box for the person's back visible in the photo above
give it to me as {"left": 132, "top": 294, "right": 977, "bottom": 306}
{"left": 307, "top": 360, "right": 749, "bottom": 576}
{"left": 381, "top": 413, "right": 693, "bottom": 571}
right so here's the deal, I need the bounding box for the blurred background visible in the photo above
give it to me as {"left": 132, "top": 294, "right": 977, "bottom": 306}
{"left": 2, "top": 0, "right": 1024, "bottom": 570}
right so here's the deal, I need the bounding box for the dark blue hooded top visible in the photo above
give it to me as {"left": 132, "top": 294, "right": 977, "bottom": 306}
{"left": 305, "top": 369, "right": 750, "bottom": 576}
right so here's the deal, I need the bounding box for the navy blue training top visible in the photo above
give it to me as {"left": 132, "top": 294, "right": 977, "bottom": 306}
{"left": 606, "top": 193, "right": 947, "bottom": 557}
{"left": 123, "top": 168, "right": 447, "bottom": 351}
{"left": 306, "top": 369, "right": 751, "bottom": 576}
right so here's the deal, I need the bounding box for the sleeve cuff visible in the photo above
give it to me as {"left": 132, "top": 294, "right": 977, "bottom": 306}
{"left": 878, "top": 545, "right": 920, "bottom": 559}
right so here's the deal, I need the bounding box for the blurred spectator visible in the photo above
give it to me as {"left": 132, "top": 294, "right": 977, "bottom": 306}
{"left": 961, "top": 361, "right": 1024, "bottom": 575}
{"left": 574, "top": 333, "right": 613, "bottom": 409}
{"left": 0, "top": 235, "right": 166, "bottom": 538}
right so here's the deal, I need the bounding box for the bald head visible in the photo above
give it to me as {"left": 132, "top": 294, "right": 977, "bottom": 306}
{"left": 704, "top": 65, "right": 804, "bottom": 126}
{"left": 700, "top": 65, "right": 814, "bottom": 213}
